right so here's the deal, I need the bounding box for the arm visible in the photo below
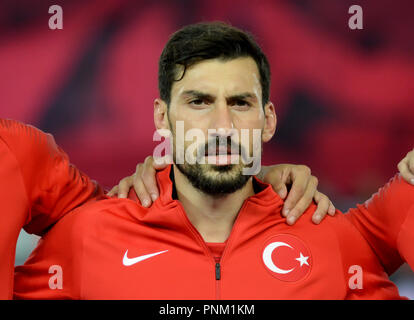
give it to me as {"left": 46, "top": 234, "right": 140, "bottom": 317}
{"left": 1, "top": 119, "right": 102, "bottom": 299}
{"left": 345, "top": 149, "right": 414, "bottom": 274}
{"left": 108, "top": 155, "right": 336, "bottom": 225}
{"left": 0, "top": 119, "right": 103, "bottom": 235}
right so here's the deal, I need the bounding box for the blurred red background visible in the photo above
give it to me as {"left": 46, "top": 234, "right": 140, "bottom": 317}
{"left": 1, "top": 0, "right": 413, "bottom": 296}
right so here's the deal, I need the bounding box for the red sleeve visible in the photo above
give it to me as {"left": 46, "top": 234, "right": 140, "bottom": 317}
{"left": 0, "top": 119, "right": 104, "bottom": 235}
{"left": 345, "top": 174, "right": 414, "bottom": 274}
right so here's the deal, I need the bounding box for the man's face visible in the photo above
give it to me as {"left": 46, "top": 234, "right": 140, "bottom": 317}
{"left": 158, "top": 57, "right": 276, "bottom": 195}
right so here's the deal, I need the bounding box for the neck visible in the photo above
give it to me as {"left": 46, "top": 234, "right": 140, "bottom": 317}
{"left": 173, "top": 165, "right": 254, "bottom": 243}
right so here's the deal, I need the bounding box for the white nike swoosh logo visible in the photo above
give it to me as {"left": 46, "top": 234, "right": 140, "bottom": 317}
{"left": 122, "top": 249, "right": 168, "bottom": 266}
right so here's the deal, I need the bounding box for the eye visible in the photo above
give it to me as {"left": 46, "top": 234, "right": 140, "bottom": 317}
{"left": 232, "top": 99, "right": 251, "bottom": 109}
{"left": 236, "top": 100, "right": 248, "bottom": 106}
{"left": 189, "top": 98, "right": 211, "bottom": 109}
{"left": 189, "top": 99, "right": 204, "bottom": 106}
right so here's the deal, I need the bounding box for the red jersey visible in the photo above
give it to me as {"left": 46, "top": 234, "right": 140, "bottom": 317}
{"left": 345, "top": 174, "right": 414, "bottom": 275}
{"left": 14, "top": 165, "right": 404, "bottom": 299}
{"left": 0, "top": 119, "right": 103, "bottom": 299}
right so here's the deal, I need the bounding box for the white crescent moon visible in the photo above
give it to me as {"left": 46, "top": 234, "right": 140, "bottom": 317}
{"left": 263, "top": 242, "right": 295, "bottom": 274}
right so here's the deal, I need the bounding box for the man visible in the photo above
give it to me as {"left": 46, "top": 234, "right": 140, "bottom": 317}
{"left": 13, "top": 22, "right": 414, "bottom": 299}
{"left": 0, "top": 122, "right": 332, "bottom": 299}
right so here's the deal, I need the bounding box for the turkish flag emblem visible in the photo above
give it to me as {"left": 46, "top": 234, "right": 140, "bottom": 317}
{"left": 262, "top": 234, "right": 312, "bottom": 282}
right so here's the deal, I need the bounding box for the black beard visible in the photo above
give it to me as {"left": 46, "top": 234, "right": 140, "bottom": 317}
{"left": 175, "top": 162, "right": 251, "bottom": 196}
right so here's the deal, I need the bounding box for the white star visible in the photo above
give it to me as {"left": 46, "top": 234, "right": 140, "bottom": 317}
{"left": 295, "top": 252, "right": 309, "bottom": 267}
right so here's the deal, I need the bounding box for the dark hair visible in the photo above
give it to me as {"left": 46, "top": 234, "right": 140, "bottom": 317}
{"left": 158, "top": 22, "right": 271, "bottom": 107}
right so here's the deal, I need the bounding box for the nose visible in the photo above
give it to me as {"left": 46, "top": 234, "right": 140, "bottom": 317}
{"left": 209, "top": 102, "right": 235, "bottom": 138}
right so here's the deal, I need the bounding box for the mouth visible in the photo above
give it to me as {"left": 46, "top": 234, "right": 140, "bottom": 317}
{"left": 202, "top": 144, "right": 241, "bottom": 166}
{"left": 205, "top": 146, "right": 229, "bottom": 156}
{"left": 205, "top": 144, "right": 240, "bottom": 156}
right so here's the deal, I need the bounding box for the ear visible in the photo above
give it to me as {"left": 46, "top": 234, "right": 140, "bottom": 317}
{"left": 262, "top": 101, "right": 277, "bottom": 143}
{"left": 154, "top": 98, "right": 169, "bottom": 130}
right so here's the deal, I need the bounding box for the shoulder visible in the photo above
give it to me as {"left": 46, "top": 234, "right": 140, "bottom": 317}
{"left": 295, "top": 206, "right": 382, "bottom": 265}
{"left": 44, "top": 196, "right": 149, "bottom": 239}
{"left": 285, "top": 204, "right": 371, "bottom": 260}
{"left": 324, "top": 211, "right": 373, "bottom": 253}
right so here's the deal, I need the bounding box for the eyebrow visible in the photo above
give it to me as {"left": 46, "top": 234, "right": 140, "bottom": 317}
{"left": 181, "top": 90, "right": 257, "bottom": 101}
{"left": 182, "top": 90, "right": 214, "bottom": 100}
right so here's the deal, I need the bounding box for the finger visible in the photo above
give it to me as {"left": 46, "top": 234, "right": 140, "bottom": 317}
{"left": 268, "top": 166, "right": 290, "bottom": 200}
{"left": 285, "top": 178, "right": 316, "bottom": 225}
{"left": 262, "top": 166, "right": 288, "bottom": 201}
{"left": 117, "top": 177, "right": 134, "bottom": 199}
{"left": 141, "top": 157, "right": 161, "bottom": 201}
{"left": 283, "top": 181, "right": 307, "bottom": 217}
{"left": 132, "top": 165, "right": 153, "bottom": 207}
{"left": 311, "top": 192, "right": 330, "bottom": 224}
{"left": 133, "top": 178, "right": 152, "bottom": 207}
{"left": 328, "top": 201, "right": 336, "bottom": 216}
{"left": 106, "top": 186, "right": 118, "bottom": 197}
{"left": 398, "top": 158, "right": 414, "bottom": 185}
{"left": 283, "top": 170, "right": 314, "bottom": 218}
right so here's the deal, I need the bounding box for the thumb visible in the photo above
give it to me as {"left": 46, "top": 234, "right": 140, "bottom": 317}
{"left": 273, "top": 182, "right": 288, "bottom": 199}
{"left": 153, "top": 155, "right": 173, "bottom": 170}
